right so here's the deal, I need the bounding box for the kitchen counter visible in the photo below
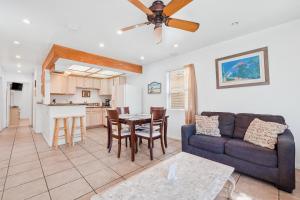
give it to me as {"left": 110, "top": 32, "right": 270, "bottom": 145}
{"left": 34, "top": 103, "right": 86, "bottom": 146}
{"left": 37, "top": 103, "right": 88, "bottom": 106}
{"left": 86, "top": 106, "right": 111, "bottom": 108}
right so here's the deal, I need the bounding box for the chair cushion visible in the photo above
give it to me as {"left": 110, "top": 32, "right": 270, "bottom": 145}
{"left": 201, "top": 112, "right": 235, "bottom": 137}
{"left": 233, "top": 113, "right": 286, "bottom": 139}
{"left": 112, "top": 129, "right": 130, "bottom": 137}
{"left": 135, "top": 130, "right": 161, "bottom": 138}
{"left": 189, "top": 135, "right": 229, "bottom": 154}
{"left": 225, "top": 139, "right": 278, "bottom": 167}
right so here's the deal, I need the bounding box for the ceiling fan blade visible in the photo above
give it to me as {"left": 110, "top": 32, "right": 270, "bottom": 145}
{"left": 120, "top": 22, "right": 150, "bottom": 32}
{"left": 163, "top": 0, "right": 193, "bottom": 17}
{"left": 166, "top": 18, "right": 199, "bottom": 32}
{"left": 154, "top": 27, "right": 162, "bottom": 44}
{"left": 128, "top": 0, "right": 154, "bottom": 16}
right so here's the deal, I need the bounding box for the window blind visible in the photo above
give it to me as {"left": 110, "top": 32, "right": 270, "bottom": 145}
{"left": 169, "top": 70, "right": 185, "bottom": 109}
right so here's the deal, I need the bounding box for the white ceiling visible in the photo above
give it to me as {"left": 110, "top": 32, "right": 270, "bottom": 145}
{"left": 1, "top": 0, "right": 300, "bottom": 74}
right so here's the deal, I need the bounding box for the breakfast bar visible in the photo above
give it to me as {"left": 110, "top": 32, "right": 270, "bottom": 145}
{"left": 35, "top": 103, "right": 86, "bottom": 146}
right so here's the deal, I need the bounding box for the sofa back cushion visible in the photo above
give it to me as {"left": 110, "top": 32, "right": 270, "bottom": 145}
{"left": 233, "top": 113, "right": 286, "bottom": 139}
{"left": 201, "top": 112, "right": 235, "bottom": 137}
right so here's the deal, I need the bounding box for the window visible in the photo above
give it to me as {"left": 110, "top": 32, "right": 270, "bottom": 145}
{"left": 167, "top": 69, "right": 185, "bottom": 109}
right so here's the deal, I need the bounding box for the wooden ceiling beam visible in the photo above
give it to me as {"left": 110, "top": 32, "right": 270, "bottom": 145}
{"left": 43, "top": 44, "right": 143, "bottom": 73}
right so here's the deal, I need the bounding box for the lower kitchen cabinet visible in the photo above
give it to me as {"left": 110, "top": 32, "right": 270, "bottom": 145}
{"left": 86, "top": 107, "right": 104, "bottom": 128}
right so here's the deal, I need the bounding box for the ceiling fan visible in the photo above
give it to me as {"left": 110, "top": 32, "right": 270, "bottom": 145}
{"left": 120, "top": 0, "right": 200, "bottom": 44}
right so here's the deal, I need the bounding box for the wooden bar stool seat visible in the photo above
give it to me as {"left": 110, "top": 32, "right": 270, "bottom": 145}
{"left": 70, "top": 115, "right": 86, "bottom": 146}
{"left": 53, "top": 117, "right": 70, "bottom": 150}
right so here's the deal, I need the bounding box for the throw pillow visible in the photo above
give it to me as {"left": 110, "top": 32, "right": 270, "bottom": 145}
{"left": 244, "top": 118, "right": 288, "bottom": 149}
{"left": 195, "top": 115, "right": 221, "bottom": 137}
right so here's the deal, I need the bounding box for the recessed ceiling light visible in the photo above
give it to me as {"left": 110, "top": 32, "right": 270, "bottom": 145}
{"left": 22, "top": 18, "right": 31, "bottom": 24}
{"left": 17, "top": 70, "right": 21, "bottom": 73}
{"left": 173, "top": 44, "right": 179, "bottom": 48}
{"left": 140, "top": 56, "right": 145, "bottom": 60}
{"left": 231, "top": 21, "right": 239, "bottom": 26}
{"left": 117, "top": 30, "right": 123, "bottom": 35}
{"left": 15, "top": 55, "right": 21, "bottom": 59}
{"left": 99, "top": 43, "right": 105, "bottom": 48}
{"left": 17, "top": 63, "right": 21, "bottom": 68}
{"left": 13, "top": 41, "right": 20, "bottom": 45}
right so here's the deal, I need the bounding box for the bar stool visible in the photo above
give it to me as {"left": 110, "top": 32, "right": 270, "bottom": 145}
{"left": 53, "top": 117, "right": 70, "bottom": 150}
{"left": 70, "top": 115, "right": 86, "bottom": 146}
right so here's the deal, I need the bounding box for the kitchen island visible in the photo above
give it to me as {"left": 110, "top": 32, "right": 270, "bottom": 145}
{"left": 34, "top": 103, "right": 86, "bottom": 146}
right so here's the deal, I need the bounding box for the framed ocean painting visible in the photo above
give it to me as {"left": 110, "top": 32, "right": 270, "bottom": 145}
{"left": 148, "top": 82, "right": 161, "bottom": 94}
{"left": 215, "top": 47, "right": 269, "bottom": 89}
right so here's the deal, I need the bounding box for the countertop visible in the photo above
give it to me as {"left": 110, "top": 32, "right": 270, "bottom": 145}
{"left": 37, "top": 103, "right": 88, "bottom": 106}
{"left": 86, "top": 106, "right": 111, "bottom": 108}
{"left": 37, "top": 102, "right": 111, "bottom": 108}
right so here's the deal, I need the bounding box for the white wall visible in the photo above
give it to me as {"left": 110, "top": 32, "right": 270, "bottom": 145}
{"left": 128, "top": 19, "right": 300, "bottom": 167}
{"left": 10, "top": 83, "right": 32, "bottom": 119}
{"left": 0, "top": 66, "right": 4, "bottom": 130}
{"left": 1, "top": 72, "right": 33, "bottom": 127}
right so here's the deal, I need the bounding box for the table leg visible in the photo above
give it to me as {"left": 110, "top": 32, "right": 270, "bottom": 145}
{"left": 227, "top": 175, "right": 236, "bottom": 199}
{"left": 107, "top": 118, "right": 110, "bottom": 149}
{"left": 130, "top": 123, "right": 136, "bottom": 162}
{"left": 164, "top": 118, "right": 168, "bottom": 148}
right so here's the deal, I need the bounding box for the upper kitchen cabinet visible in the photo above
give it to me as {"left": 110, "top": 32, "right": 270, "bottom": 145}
{"left": 75, "top": 76, "right": 101, "bottom": 89}
{"left": 93, "top": 79, "right": 101, "bottom": 90}
{"left": 83, "top": 77, "right": 93, "bottom": 88}
{"left": 75, "top": 76, "right": 84, "bottom": 88}
{"left": 67, "top": 76, "right": 77, "bottom": 94}
{"left": 99, "top": 78, "right": 113, "bottom": 95}
{"left": 111, "top": 76, "right": 126, "bottom": 107}
{"left": 51, "top": 73, "right": 76, "bottom": 95}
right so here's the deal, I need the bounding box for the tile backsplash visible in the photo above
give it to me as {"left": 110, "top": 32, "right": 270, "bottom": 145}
{"left": 50, "top": 88, "right": 110, "bottom": 104}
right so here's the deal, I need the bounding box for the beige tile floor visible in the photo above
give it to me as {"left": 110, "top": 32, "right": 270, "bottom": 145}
{"left": 0, "top": 126, "right": 298, "bottom": 200}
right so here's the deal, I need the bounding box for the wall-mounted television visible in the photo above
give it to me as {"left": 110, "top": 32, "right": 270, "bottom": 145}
{"left": 11, "top": 83, "right": 23, "bottom": 91}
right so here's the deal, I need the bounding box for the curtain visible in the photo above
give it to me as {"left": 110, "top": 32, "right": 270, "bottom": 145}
{"left": 184, "top": 64, "right": 198, "bottom": 124}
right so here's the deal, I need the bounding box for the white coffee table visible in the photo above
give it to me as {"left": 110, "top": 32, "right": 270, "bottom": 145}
{"left": 91, "top": 152, "right": 235, "bottom": 200}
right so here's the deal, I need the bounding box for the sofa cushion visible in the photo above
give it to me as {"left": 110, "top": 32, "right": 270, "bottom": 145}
{"left": 201, "top": 112, "right": 236, "bottom": 137}
{"left": 195, "top": 115, "right": 221, "bottom": 137}
{"left": 244, "top": 118, "right": 288, "bottom": 149}
{"left": 225, "top": 139, "right": 278, "bottom": 167}
{"left": 233, "top": 113, "right": 286, "bottom": 139}
{"left": 189, "top": 134, "right": 229, "bottom": 154}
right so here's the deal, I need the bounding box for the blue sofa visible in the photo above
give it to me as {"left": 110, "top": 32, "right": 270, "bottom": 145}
{"left": 181, "top": 112, "right": 295, "bottom": 192}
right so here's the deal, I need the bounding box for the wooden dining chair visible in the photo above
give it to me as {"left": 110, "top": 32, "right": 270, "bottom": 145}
{"left": 150, "top": 106, "right": 164, "bottom": 113}
{"left": 139, "top": 106, "right": 165, "bottom": 145}
{"left": 136, "top": 109, "right": 166, "bottom": 160}
{"left": 107, "top": 109, "right": 131, "bottom": 158}
{"left": 116, "top": 107, "right": 130, "bottom": 114}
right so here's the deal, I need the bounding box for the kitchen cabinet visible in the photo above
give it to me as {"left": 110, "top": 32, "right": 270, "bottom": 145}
{"left": 99, "top": 78, "right": 112, "bottom": 95}
{"left": 51, "top": 73, "right": 76, "bottom": 94}
{"left": 67, "top": 76, "right": 76, "bottom": 94}
{"left": 86, "top": 107, "right": 104, "bottom": 128}
{"left": 83, "top": 77, "right": 94, "bottom": 88}
{"left": 111, "top": 76, "right": 126, "bottom": 107}
{"left": 76, "top": 77, "right": 84, "bottom": 88}
{"left": 93, "top": 79, "right": 101, "bottom": 90}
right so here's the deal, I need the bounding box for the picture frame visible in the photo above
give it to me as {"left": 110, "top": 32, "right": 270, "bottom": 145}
{"left": 215, "top": 47, "right": 270, "bottom": 89}
{"left": 148, "top": 82, "right": 161, "bottom": 94}
{"left": 82, "top": 90, "right": 91, "bottom": 97}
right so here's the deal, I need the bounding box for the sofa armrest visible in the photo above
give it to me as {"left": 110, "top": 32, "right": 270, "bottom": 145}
{"left": 277, "top": 129, "right": 295, "bottom": 192}
{"left": 181, "top": 124, "right": 196, "bottom": 150}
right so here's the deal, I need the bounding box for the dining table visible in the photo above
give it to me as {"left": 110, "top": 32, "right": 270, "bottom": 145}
{"left": 107, "top": 114, "right": 169, "bottom": 162}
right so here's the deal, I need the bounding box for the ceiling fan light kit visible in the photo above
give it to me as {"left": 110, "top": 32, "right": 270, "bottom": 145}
{"left": 124, "top": 0, "right": 200, "bottom": 44}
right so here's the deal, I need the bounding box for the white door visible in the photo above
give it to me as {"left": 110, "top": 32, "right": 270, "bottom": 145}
{"left": 125, "top": 84, "right": 142, "bottom": 114}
